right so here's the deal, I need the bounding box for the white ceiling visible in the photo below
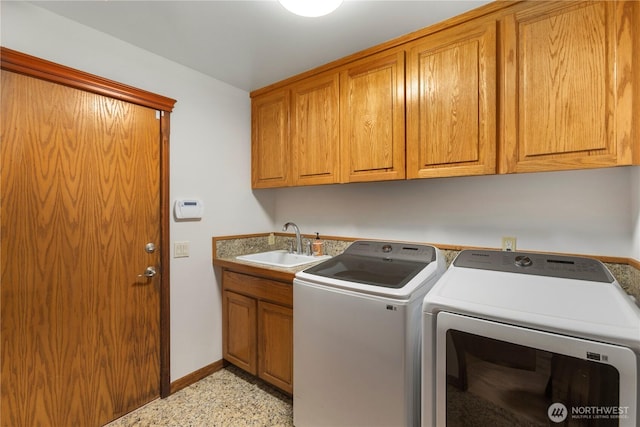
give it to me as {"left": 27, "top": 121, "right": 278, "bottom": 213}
{"left": 32, "top": 0, "right": 492, "bottom": 92}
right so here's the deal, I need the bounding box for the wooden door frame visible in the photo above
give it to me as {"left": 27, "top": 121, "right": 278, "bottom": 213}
{"left": 1, "top": 47, "right": 176, "bottom": 398}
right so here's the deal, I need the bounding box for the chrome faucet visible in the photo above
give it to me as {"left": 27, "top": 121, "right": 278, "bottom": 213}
{"left": 282, "top": 222, "right": 302, "bottom": 254}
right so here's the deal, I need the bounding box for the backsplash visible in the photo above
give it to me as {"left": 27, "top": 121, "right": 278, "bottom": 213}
{"left": 214, "top": 235, "right": 352, "bottom": 259}
{"left": 214, "top": 234, "right": 640, "bottom": 302}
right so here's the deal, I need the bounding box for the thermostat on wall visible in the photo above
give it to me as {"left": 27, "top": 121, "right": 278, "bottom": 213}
{"left": 174, "top": 199, "right": 204, "bottom": 220}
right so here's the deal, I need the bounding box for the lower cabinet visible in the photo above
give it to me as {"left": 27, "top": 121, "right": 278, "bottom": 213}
{"left": 221, "top": 270, "right": 293, "bottom": 394}
{"left": 258, "top": 301, "right": 293, "bottom": 393}
{"left": 223, "top": 290, "right": 257, "bottom": 374}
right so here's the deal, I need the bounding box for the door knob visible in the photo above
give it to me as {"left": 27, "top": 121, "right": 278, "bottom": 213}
{"left": 145, "top": 242, "right": 156, "bottom": 253}
{"left": 138, "top": 266, "right": 157, "bottom": 278}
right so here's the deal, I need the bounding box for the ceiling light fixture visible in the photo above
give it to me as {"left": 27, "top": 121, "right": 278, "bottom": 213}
{"left": 278, "top": 0, "right": 344, "bottom": 18}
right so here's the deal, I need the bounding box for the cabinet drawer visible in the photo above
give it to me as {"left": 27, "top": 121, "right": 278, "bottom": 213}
{"left": 222, "top": 270, "right": 292, "bottom": 307}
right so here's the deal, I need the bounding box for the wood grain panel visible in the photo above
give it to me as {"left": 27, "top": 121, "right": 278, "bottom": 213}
{"left": 222, "top": 291, "right": 257, "bottom": 375}
{"left": 521, "top": 2, "right": 609, "bottom": 157}
{"left": 347, "top": 63, "right": 394, "bottom": 171}
{"left": 407, "top": 19, "right": 497, "bottom": 178}
{"left": 258, "top": 301, "right": 293, "bottom": 394}
{"left": 251, "top": 89, "right": 290, "bottom": 188}
{"left": 500, "top": 1, "right": 635, "bottom": 172}
{"left": 1, "top": 71, "right": 161, "bottom": 426}
{"left": 291, "top": 72, "right": 340, "bottom": 185}
{"left": 421, "top": 41, "right": 480, "bottom": 165}
{"left": 340, "top": 49, "right": 406, "bottom": 182}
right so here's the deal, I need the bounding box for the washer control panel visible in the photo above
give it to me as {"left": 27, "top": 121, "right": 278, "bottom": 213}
{"left": 345, "top": 240, "right": 437, "bottom": 263}
{"left": 453, "top": 250, "right": 614, "bottom": 283}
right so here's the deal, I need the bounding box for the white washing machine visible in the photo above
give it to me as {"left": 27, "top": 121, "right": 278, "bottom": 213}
{"left": 422, "top": 249, "right": 640, "bottom": 426}
{"left": 294, "top": 241, "right": 446, "bottom": 427}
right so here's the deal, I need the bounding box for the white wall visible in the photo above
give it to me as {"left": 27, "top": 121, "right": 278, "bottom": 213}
{"left": 1, "top": 1, "right": 275, "bottom": 381}
{"left": 274, "top": 167, "right": 638, "bottom": 259}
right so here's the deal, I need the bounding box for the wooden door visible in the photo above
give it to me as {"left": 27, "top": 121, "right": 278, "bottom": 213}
{"left": 251, "top": 89, "right": 290, "bottom": 188}
{"left": 1, "top": 70, "right": 162, "bottom": 426}
{"left": 291, "top": 72, "right": 340, "bottom": 186}
{"left": 500, "top": 1, "right": 635, "bottom": 173}
{"left": 406, "top": 19, "right": 497, "bottom": 179}
{"left": 222, "top": 290, "right": 257, "bottom": 375}
{"left": 340, "top": 49, "right": 406, "bottom": 183}
{"left": 258, "top": 301, "right": 293, "bottom": 394}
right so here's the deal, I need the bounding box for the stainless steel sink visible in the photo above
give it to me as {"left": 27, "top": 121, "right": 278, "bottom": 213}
{"left": 236, "top": 250, "right": 330, "bottom": 268}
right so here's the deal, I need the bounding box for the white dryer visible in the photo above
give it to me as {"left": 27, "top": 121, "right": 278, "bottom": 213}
{"left": 422, "top": 250, "right": 640, "bottom": 426}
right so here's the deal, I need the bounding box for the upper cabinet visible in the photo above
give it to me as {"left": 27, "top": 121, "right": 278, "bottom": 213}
{"left": 291, "top": 72, "right": 340, "bottom": 186}
{"left": 250, "top": 1, "right": 639, "bottom": 189}
{"left": 499, "top": 1, "right": 636, "bottom": 173}
{"left": 252, "top": 51, "right": 405, "bottom": 188}
{"left": 251, "top": 72, "right": 341, "bottom": 188}
{"left": 251, "top": 89, "right": 290, "bottom": 188}
{"left": 406, "top": 19, "right": 497, "bottom": 179}
{"left": 340, "top": 48, "right": 406, "bottom": 182}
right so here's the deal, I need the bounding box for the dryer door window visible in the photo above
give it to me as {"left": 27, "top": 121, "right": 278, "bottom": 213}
{"left": 434, "top": 312, "right": 637, "bottom": 426}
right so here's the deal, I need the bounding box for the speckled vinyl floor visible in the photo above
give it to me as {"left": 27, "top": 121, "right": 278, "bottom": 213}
{"left": 105, "top": 366, "right": 293, "bottom": 427}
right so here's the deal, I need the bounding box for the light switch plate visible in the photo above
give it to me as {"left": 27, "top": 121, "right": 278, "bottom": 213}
{"left": 174, "top": 241, "right": 190, "bottom": 258}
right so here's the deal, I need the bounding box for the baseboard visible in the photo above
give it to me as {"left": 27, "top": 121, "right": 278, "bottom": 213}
{"left": 169, "top": 359, "right": 226, "bottom": 395}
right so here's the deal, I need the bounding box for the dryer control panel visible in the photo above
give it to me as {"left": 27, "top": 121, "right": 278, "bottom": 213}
{"left": 453, "top": 250, "right": 614, "bottom": 283}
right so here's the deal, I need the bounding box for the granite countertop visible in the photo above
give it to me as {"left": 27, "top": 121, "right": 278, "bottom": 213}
{"left": 212, "top": 233, "right": 640, "bottom": 301}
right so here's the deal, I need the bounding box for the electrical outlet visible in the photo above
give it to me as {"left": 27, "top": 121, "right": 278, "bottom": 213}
{"left": 268, "top": 232, "right": 275, "bottom": 245}
{"left": 501, "top": 236, "right": 517, "bottom": 252}
{"left": 174, "top": 241, "right": 190, "bottom": 258}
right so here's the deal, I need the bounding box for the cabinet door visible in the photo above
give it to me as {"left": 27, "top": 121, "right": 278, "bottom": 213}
{"left": 340, "top": 49, "right": 406, "bottom": 182}
{"left": 407, "top": 19, "right": 497, "bottom": 178}
{"left": 258, "top": 301, "right": 293, "bottom": 394}
{"left": 251, "top": 89, "right": 290, "bottom": 188}
{"left": 500, "top": 1, "right": 635, "bottom": 173}
{"left": 291, "top": 72, "right": 340, "bottom": 186}
{"left": 222, "top": 290, "right": 257, "bottom": 375}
